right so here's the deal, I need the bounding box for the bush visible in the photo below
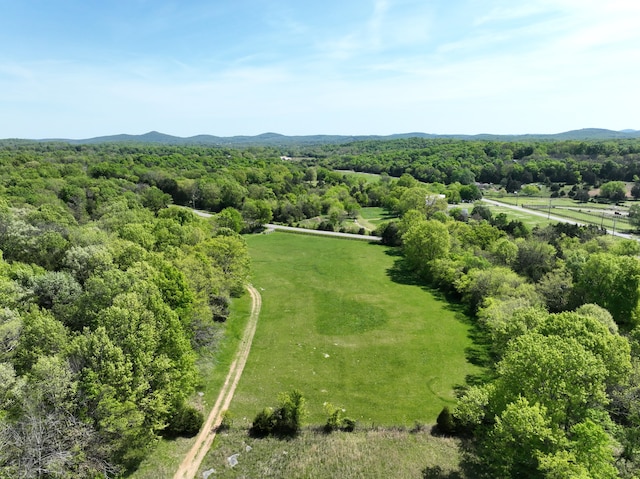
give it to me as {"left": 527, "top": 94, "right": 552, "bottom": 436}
{"left": 250, "top": 390, "right": 307, "bottom": 438}
{"left": 323, "top": 402, "right": 356, "bottom": 433}
{"left": 218, "top": 410, "right": 233, "bottom": 431}
{"left": 250, "top": 408, "right": 276, "bottom": 437}
{"left": 376, "top": 221, "right": 401, "bottom": 246}
{"left": 164, "top": 404, "right": 204, "bottom": 438}
{"left": 436, "top": 406, "right": 456, "bottom": 435}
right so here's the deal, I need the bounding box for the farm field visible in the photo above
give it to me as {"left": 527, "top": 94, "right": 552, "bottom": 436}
{"left": 223, "top": 232, "right": 480, "bottom": 426}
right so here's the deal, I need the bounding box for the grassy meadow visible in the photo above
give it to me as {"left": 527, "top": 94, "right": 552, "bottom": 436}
{"left": 358, "top": 206, "right": 398, "bottom": 230}
{"left": 226, "top": 231, "right": 480, "bottom": 426}
{"left": 199, "top": 428, "right": 468, "bottom": 478}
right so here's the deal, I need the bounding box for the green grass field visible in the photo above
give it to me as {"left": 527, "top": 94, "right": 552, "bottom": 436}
{"left": 335, "top": 169, "right": 384, "bottom": 184}
{"left": 357, "top": 206, "right": 397, "bottom": 230}
{"left": 482, "top": 203, "right": 554, "bottom": 228}
{"left": 227, "top": 232, "right": 480, "bottom": 426}
{"left": 482, "top": 195, "right": 637, "bottom": 233}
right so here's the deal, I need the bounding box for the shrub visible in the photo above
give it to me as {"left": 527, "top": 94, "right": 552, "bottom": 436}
{"left": 250, "top": 390, "right": 307, "bottom": 438}
{"left": 436, "top": 406, "right": 456, "bottom": 435}
{"left": 272, "top": 389, "right": 306, "bottom": 436}
{"left": 249, "top": 408, "right": 275, "bottom": 437}
{"left": 218, "top": 410, "right": 233, "bottom": 431}
{"left": 323, "top": 402, "right": 356, "bottom": 433}
{"left": 164, "top": 404, "right": 204, "bottom": 438}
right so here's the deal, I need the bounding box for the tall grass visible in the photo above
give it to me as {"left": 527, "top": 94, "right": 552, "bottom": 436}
{"left": 201, "top": 427, "right": 468, "bottom": 478}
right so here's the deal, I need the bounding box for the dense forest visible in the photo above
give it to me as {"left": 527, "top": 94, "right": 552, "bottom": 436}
{"left": 0, "top": 138, "right": 639, "bottom": 477}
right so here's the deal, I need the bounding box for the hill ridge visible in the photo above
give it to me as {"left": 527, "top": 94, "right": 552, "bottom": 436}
{"left": 10, "top": 127, "right": 640, "bottom": 146}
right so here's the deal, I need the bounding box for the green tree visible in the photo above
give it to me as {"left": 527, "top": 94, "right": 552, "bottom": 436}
{"left": 141, "top": 186, "right": 172, "bottom": 213}
{"left": 214, "top": 207, "right": 244, "bottom": 233}
{"left": 496, "top": 333, "right": 609, "bottom": 428}
{"left": 459, "top": 184, "right": 482, "bottom": 201}
{"left": 599, "top": 181, "right": 626, "bottom": 201}
{"left": 491, "top": 237, "right": 518, "bottom": 266}
{"left": 535, "top": 267, "right": 574, "bottom": 312}
{"left": 483, "top": 397, "right": 559, "bottom": 478}
{"left": 242, "top": 199, "right": 273, "bottom": 231}
{"left": 629, "top": 203, "right": 640, "bottom": 230}
{"left": 514, "top": 239, "right": 557, "bottom": 282}
{"left": 521, "top": 184, "right": 541, "bottom": 196}
{"left": 575, "top": 252, "right": 640, "bottom": 326}
{"left": 402, "top": 219, "right": 450, "bottom": 277}
{"left": 14, "top": 309, "right": 68, "bottom": 374}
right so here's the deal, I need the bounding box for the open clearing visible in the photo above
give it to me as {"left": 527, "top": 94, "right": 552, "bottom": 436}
{"left": 222, "top": 232, "right": 480, "bottom": 426}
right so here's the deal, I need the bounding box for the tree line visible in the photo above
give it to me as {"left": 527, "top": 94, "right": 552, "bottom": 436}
{"left": 299, "top": 137, "right": 640, "bottom": 190}
{"left": 392, "top": 196, "right": 640, "bottom": 478}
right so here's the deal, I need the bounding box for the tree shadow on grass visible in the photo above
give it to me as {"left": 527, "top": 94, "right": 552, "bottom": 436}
{"left": 422, "top": 437, "right": 485, "bottom": 479}
{"left": 385, "top": 255, "right": 424, "bottom": 287}
{"left": 422, "top": 466, "right": 464, "bottom": 479}
{"left": 385, "top": 254, "right": 494, "bottom": 391}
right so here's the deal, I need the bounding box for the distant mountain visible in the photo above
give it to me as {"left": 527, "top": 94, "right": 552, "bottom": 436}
{"left": 13, "top": 128, "right": 640, "bottom": 146}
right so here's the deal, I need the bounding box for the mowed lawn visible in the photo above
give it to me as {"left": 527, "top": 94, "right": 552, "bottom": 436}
{"left": 229, "top": 231, "right": 480, "bottom": 426}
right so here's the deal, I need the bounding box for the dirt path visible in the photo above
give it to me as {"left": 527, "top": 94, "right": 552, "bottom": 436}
{"left": 173, "top": 284, "right": 262, "bottom": 479}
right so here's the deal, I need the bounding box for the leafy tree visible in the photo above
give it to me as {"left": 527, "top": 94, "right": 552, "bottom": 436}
{"left": 242, "top": 198, "right": 273, "bottom": 231}
{"left": 250, "top": 390, "right": 307, "bottom": 437}
{"left": 599, "top": 181, "right": 626, "bottom": 201}
{"left": 629, "top": 203, "right": 640, "bottom": 229}
{"left": 535, "top": 267, "right": 574, "bottom": 312}
{"left": 459, "top": 184, "right": 482, "bottom": 201}
{"left": 402, "top": 219, "right": 450, "bottom": 278}
{"left": 574, "top": 188, "right": 591, "bottom": 202}
{"left": 574, "top": 252, "right": 640, "bottom": 327}
{"left": 14, "top": 309, "right": 68, "bottom": 374}
{"left": 490, "top": 237, "right": 518, "bottom": 266}
{"left": 141, "top": 186, "right": 172, "bottom": 213}
{"left": 197, "top": 235, "right": 250, "bottom": 296}
{"left": 459, "top": 267, "right": 536, "bottom": 312}
{"left": 470, "top": 204, "right": 492, "bottom": 222}
{"left": 0, "top": 356, "right": 115, "bottom": 478}
{"left": 214, "top": 207, "right": 244, "bottom": 233}
{"left": 521, "top": 184, "right": 541, "bottom": 196}
{"left": 482, "top": 397, "right": 559, "bottom": 478}
{"left": 514, "top": 239, "right": 557, "bottom": 282}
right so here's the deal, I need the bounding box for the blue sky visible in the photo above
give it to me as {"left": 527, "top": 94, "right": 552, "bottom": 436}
{"left": 1, "top": 0, "right": 638, "bottom": 138}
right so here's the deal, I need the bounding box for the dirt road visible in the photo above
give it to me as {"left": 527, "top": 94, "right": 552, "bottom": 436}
{"left": 173, "top": 284, "right": 262, "bottom": 479}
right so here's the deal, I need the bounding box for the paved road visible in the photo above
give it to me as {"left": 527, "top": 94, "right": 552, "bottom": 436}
{"left": 481, "top": 198, "right": 636, "bottom": 240}
{"left": 191, "top": 209, "right": 382, "bottom": 242}
{"left": 264, "top": 223, "right": 381, "bottom": 241}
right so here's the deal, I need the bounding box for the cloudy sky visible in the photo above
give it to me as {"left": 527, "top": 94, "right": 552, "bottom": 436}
{"left": 1, "top": 0, "right": 638, "bottom": 138}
